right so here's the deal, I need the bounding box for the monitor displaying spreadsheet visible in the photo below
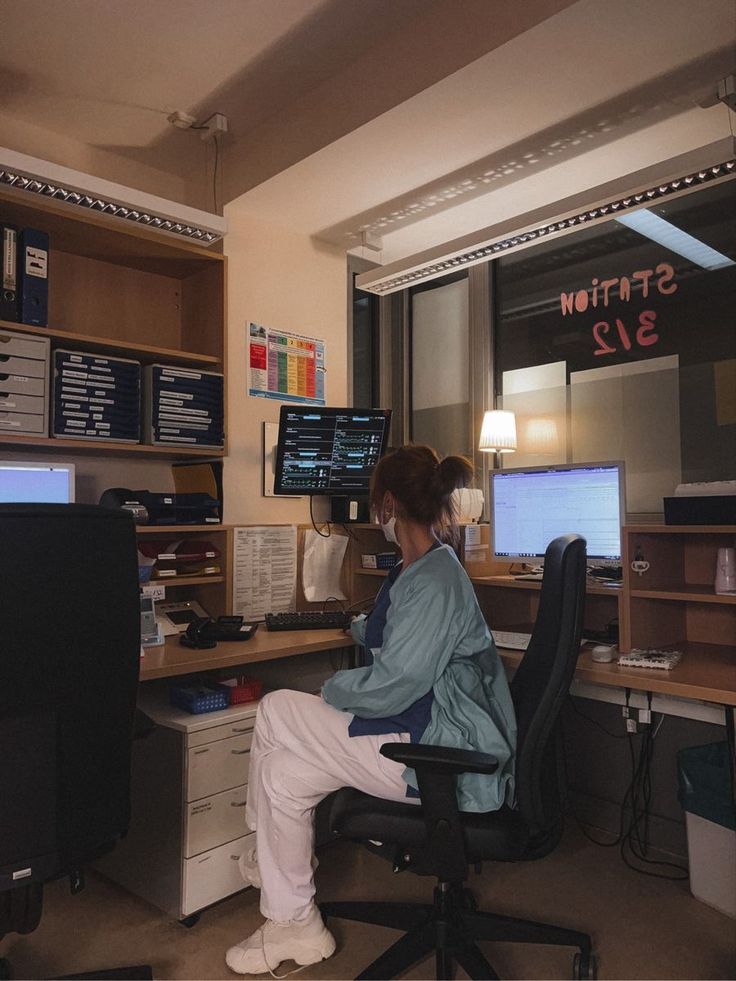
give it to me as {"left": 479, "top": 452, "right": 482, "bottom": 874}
{"left": 0, "top": 462, "right": 76, "bottom": 504}
{"left": 490, "top": 462, "right": 625, "bottom": 563}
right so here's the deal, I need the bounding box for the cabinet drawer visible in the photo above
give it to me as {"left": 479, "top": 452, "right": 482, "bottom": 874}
{"left": 184, "top": 783, "right": 249, "bottom": 858}
{"left": 186, "top": 732, "right": 252, "bottom": 801}
{"left": 0, "top": 410, "right": 46, "bottom": 433}
{"left": 187, "top": 716, "right": 257, "bottom": 749}
{"left": 0, "top": 392, "right": 45, "bottom": 415}
{"left": 0, "top": 373, "right": 46, "bottom": 397}
{"left": 182, "top": 831, "right": 254, "bottom": 917}
{"left": 0, "top": 331, "right": 49, "bottom": 361}
{"left": 0, "top": 354, "right": 47, "bottom": 378}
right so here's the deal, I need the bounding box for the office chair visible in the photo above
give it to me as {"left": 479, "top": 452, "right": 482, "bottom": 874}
{"left": 320, "top": 533, "right": 596, "bottom": 980}
{"left": 0, "top": 504, "right": 152, "bottom": 981}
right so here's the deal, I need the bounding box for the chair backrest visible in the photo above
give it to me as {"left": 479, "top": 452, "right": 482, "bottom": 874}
{"left": 509, "top": 534, "right": 587, "bottom": 851}
{"left": 0, "top": 504, "right": 140, "bottom": 894}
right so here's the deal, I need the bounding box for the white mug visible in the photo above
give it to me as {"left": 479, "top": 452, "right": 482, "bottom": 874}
{"left": 714, "top": 547, "right": 736, "bottom": 595}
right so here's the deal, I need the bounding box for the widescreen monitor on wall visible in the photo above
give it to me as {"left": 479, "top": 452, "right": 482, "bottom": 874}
{"left": 490, "top": 461, "right": 625, "bottom": 564}
{"left": 274, "top": 406, "right": 392, "bottom": 496}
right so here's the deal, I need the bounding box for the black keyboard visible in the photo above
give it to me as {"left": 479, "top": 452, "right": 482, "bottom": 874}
{"left": 265, "top": 611, "right": 352, "bottom": 632}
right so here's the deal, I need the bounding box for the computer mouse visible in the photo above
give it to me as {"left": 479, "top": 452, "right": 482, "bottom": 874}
{"left": 591, "top": 644, "right": 616, "bottom": 663}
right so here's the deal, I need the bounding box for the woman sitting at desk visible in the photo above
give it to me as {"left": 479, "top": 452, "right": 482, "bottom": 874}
{"left": 226, "top": 444, "right": 517, "bottom": 976}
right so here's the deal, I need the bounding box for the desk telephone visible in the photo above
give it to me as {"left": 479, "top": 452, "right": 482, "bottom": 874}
{"left": 180, "top": 615, "right": 259, "bottom": 649}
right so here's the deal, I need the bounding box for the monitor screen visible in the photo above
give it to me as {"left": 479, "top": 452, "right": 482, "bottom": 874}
{"left": 490, "top": 462, "right": 625, "bottom": 562}
{"left": 274, "top": 406, "right": 392, "bottom": 496}
{"left": 0, "top": 462, "right": 76, "bottom": 504}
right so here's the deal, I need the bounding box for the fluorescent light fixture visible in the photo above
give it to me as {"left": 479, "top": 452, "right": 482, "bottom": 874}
{"left": 615, "top": 208, "right": 734, "bottom": 270}
{"left": 0, "top": 146, "right": 227, "bottom": 246}
{"left": 356, "top": 139, "right": 736, "bottom": 294}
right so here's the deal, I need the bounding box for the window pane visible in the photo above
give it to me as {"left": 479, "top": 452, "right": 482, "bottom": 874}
{"left": 495, "top": 179, "right": 736, "bottom": 514}
{"left": 411, "top": 277, "right": 470, "bottom": 457}
{"left": 352, "top": 282, "right": 378, "bottom": 407}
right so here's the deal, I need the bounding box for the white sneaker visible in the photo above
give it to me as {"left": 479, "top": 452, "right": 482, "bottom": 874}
{"left": 225, "top": 905, "right": 336, "bottom": 975}
{"left": 238, "top": 845, "right": 319, "bottom": 891}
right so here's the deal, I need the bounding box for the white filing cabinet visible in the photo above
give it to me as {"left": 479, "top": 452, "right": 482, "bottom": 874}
{"left": 0, "top": 329, "right": 50, "bottom": 435}
{"left": 96, "top": 689, "right": 258, "bottom": 922}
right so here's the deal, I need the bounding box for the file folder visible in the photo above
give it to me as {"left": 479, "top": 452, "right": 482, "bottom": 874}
{"left": 18, "top": 228, "right": 49, "bottom": 326}
{"left": 1, "top": 225, "right": 19, "bottom": 322}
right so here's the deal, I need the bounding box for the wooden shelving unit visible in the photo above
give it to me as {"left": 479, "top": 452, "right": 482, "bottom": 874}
{"left": 1, "top": 319, "right": 222, "bottom": 368}
{"left": 0, "top": 432, "right": 223, "bottom": 458}
{"left": 1, "top": 189, "right": 232, "bottom": 615}
{"left": 0, "top": 184, "right": 227, "bottom": 459}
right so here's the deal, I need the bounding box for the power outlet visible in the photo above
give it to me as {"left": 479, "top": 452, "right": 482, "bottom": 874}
{"left": 200, "top": 113, "right": 229, "bottom": 141}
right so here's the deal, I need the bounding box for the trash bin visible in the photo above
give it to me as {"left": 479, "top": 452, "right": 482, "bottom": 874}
{"left": 678, "top": 741, "right": 736, "bottom": 918}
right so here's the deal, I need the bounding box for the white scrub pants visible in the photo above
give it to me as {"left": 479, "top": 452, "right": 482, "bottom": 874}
{"left": 245, "top": 688, "right": 415, "bottom": 923}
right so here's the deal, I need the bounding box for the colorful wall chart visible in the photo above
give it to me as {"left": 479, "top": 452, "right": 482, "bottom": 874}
{"left": 248, "top": 323, "right": 325, "bottom": 404}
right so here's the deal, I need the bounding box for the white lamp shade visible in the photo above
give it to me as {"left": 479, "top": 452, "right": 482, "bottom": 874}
{"left": 479, "top": 410, "right": 517, "bottom": 453}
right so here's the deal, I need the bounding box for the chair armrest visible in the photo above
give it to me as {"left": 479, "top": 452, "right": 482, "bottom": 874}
{"left": 379, "top": 742, "right": 498, "bottom": 775}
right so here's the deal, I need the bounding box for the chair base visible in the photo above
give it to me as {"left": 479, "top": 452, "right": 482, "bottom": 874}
{"left": 321, "top": 883, "right": 593, "bottom": 980}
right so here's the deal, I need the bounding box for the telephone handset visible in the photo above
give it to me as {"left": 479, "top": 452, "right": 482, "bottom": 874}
{"left": 179, "top": 615, "right": 259, "bottom": 649}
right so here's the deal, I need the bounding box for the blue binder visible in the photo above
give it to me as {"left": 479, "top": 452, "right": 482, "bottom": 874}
{"left": 19, "top": 228, "right": 49, "bottom": 326}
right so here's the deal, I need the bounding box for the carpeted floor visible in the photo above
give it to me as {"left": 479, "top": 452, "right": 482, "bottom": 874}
{"left": 1, "top": 825, "right": 733, "bottom": 980}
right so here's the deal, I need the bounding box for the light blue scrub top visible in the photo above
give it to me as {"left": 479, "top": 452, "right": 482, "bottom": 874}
{"left": 322, "top": 543, "right": 517, "bottom": 813}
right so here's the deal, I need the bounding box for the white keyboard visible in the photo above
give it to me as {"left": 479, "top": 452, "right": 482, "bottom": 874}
{"left": 514, "top": 573, "right": 544, "bottom": 582}
{"left": 493, "top": 630, "right": 532, "bottom": 650}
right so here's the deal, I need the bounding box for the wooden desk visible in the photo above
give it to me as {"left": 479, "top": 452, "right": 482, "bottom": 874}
{"left": 139, "top": 629, "right": 351, "bottom": 681}
{"left": 497, "top": 643, "right": 736, "bottom": 707}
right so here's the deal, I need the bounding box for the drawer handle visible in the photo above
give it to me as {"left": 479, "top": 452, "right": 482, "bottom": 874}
{"left": 194, "top": 748, "right": 210, "bottom": 755}
{"left": 230, "top": 800, "right": 247, "bottom": 808}
{"left": 198, "top": 855, "right": 211, "bottom": 864}
{"left": 231, "top": 749, "right": 249, "bottom": 755}
{"left": 0, "top": 338, "right": 10, "bottom": 345}
{"left": 231, "top": 727, "right": 252, "bottom": 733}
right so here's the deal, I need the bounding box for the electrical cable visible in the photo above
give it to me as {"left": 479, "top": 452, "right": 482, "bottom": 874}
{"left": 212, "top": 132, "right": 220, "bottom": 214}
{"left": 309, "top": 496, "right": 331, "bottom": 537}
{"left": 563, "top": 698, "right": 689, "bottom": 880}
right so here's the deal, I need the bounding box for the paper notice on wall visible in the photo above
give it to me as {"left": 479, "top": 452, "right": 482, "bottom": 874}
{"left": 302, "top": 530, "right": 348, "bottom": 602}
{"left": 233, "top": 526, "right": 297, "bottom": 620}
{"left": 248, "top": 322, "right": 325, "bottom": 405}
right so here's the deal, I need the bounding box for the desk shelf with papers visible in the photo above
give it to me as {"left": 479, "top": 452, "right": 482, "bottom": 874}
{"left": 139, "top": 523, "right": 233, "bottom": 623}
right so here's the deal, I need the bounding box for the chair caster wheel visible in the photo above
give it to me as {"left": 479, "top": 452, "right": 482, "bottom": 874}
{"left": 180, "top": 913, "right": 200, "bottom": 928}
{"left": 573, "top": 951, "right": 597, "bottom": 979}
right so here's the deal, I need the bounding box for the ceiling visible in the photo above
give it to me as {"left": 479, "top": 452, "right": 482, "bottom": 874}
{"left": 1, "top": 0, "right": 734, "bottom": 263}
{"left": 225, "top": 0, "right": 735, "bottom": 263}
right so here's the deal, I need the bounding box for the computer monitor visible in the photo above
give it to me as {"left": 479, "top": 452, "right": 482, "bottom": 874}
{"left": 490, "top": 461, "right": 625, "bottom": 566}
{"left": 0, "top": 461, "right": 76, "bottom": 504}
{"left": 274, "top": 406, "right": 392, "bottom": 496}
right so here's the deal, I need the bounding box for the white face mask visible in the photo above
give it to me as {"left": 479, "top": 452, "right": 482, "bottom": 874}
{"left": 381, "top": 513, "right": 399, "bottom": 544}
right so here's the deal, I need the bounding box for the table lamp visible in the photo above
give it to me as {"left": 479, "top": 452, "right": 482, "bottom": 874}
{"left": 479, "top": 410, "right": 517, "bottom": 468}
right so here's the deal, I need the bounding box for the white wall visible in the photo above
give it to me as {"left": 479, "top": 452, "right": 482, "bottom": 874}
{"left": 222, "top": 209, "right": 348, "bottom": 524}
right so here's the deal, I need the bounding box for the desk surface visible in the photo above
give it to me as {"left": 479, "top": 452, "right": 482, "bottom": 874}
{"left": 498, "top": 643, "right": 736, "bottom": 706}
{"left": 139, "top": 628, "right": 350, "bottom": 681}
{"left": 138, "top": 629, "right": 735, "bottom": 707}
